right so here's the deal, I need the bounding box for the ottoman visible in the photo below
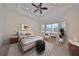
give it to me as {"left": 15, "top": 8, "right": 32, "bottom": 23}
{"left": 36, "top": 40, "right": 45, "bottom": 52}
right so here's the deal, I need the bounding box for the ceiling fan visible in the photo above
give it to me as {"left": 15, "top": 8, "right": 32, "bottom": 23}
{"left": 31, "top": 3, "right": 48, "bottom": 14}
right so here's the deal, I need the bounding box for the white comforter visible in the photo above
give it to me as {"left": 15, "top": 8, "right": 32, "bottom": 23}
{"left": 21, "top": 36, "right": 43, "bottom": 45}
{"left": 19, "top": 36, "right": 43, "bottom": 51}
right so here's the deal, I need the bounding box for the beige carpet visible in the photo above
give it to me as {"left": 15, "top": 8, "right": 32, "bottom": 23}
{"left": 7, "top": 41, "right": 54, "bottom": 56}
{"left": 0, "top": 45, "right": 9, "bottom": 56}
{"left": 0, "top": 39, "right": 70, "bottom": 56}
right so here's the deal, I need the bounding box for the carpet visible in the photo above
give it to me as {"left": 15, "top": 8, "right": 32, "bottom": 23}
{"left": 7, "top": 41, "right": 54, "bottom": 56}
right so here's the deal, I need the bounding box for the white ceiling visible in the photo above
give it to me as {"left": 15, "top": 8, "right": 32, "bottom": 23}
{"left": 1, "top": 3, "right": 79, "bottom": 23}
{"left": 2, "top": 3, "right": 67, "bottom": 16}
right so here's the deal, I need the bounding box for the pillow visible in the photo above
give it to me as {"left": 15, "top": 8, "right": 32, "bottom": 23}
{"left": 17, "top": 31, "right": 34, "bottom": 39}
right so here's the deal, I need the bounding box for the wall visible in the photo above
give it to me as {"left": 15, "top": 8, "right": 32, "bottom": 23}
{"left": 0, "top": 11, "right": 3, "bottom": 47}
{"left": 0, "top": 4, "right": 5, "bottom": 47}
{"left": 1, "top": 7, "right": 41, "bottom": 45}
{"left": 65, "top": 8, "right": 79, "bottom": 41}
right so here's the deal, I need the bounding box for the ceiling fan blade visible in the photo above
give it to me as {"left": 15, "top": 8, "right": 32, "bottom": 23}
{"left": 39, "top": 3, "right": 42, "bottom": 7}
{"left": 40, "top": 10, "right": 42, "bottom": 14}
{"left": 31, "top": 3, "right": 38, "bottom": 8}
{"left": 34, "top": 9, "right": 39, "bottom": 12}
{"left": 41, "top": 7, "right": 48, "bottom": 10}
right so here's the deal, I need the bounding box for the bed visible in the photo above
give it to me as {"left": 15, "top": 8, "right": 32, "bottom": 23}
{"left": 17, "top": 31, "right": 43, "bottom": 52}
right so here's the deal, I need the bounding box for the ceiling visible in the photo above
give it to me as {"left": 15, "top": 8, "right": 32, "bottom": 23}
{"left": 3, "top": 3, "right": 67, "bottom": 16}
{"left": 1, "top": 3, "right": 79, "bottom": 23}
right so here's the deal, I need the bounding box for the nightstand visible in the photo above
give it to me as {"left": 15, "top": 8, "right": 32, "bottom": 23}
{"left": 10, "top": 37, "right": 18, "bottom": 44}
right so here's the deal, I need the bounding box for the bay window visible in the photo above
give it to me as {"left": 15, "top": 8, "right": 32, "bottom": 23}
{"left": 41, "top": 22, "right": 65, "bottom": 34}
{"left": 46, "top": 24, "right": 51, "bottom": 33}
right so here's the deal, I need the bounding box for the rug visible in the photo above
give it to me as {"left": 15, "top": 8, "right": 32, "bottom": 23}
{"left": 7, "top": 41, "right": 54, "bottom": 56}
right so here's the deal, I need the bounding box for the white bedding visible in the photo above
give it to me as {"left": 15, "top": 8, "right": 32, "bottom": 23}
{"left": 7, "top": 41, "right": 54, "bottom": 56}
{"left": 19, "top": 36, "right": 43, "bottom": 52}
{"left": 21, "top": 36, "right": 43, "bottom": 45}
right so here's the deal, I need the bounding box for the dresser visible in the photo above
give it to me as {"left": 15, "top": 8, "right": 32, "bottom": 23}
{"left": 10, "top": 37, "right": 18, "bottom": 44}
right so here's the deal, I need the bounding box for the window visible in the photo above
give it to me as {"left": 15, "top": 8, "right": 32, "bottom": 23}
{"left": 46, "top": 24, "right": 51, "bottom": 33}
{"left": 51, "top": 23, "right": 58, "bottom": 33}
{"left": 41, "top": 22, "right": 65, "bottom": 33}
{"left": 58, "top": 22, "right": 65, "bottom": 30}
{"left": 41, "top": 25, "right": 45, "bottom": 32}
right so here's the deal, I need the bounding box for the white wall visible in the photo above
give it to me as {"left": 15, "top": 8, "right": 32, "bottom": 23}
{"left": 0, "top": 12, "right": 3, "bottom": 47}
{"left": 0, "top": 7, "right": 41, "bottom": 45}
{"left": 0, "top": 5, "right": 5, "bottom": 47}
{"left": 65, "top": 9, "right": 79, "bottom": 41}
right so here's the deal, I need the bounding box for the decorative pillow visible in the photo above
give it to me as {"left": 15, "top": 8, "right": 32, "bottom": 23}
{"left": 17, "top": 31, "right": 34, "bottom": 40}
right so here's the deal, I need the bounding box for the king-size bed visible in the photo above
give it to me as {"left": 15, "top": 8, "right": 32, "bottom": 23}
{"left": 17, "top": 31, "right": 43, "bottom": 52}
{"left": 19, "top": 36, "right": 43, "bottom": 52}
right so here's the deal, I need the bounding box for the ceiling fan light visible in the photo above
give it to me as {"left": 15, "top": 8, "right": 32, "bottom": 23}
{"left": 31, "top": 3, "right": 48, "bottom": 14}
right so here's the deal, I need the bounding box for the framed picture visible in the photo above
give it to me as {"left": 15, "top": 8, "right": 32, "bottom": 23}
{"left": 21, "top": 24, "right": 31, "bottom": 30}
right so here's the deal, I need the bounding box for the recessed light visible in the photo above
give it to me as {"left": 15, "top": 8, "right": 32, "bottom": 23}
{"left": 26, "top": 7, "right": 29, "bottom": 10}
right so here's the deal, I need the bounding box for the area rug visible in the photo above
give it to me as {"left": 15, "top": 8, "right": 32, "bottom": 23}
{"left": 7, "top": 41, "right": 54, "bottom": 56}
